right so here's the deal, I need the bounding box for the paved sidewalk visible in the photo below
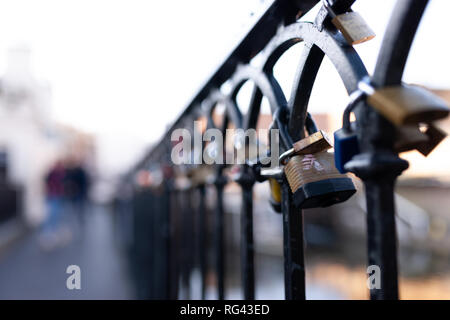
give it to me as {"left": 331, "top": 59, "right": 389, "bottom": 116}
{"left": 0, "top": 205, "right": 135, "bottom": 299}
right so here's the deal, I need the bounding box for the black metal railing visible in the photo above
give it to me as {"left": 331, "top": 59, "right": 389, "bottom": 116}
{"left": 114, "top": 0, "right": 446, "bottom": 300}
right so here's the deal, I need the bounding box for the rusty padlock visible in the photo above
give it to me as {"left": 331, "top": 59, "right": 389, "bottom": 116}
{"left": 323, "top": 0, "right": 376, "bottom": 45}
{"left": 281, "top": 130, "right": 356, "bottom": 209}
{"left": 359, "top": 82, "right": 450, "bottom": 126}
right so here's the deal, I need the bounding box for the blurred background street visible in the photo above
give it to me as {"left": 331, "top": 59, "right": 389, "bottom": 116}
{"left": 0, "top": 205, "right": 134, "bottom": 299}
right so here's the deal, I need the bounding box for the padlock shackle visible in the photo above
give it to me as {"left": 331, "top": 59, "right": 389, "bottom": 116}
{"left": 342, "top": 89, "right": 365, "bottom": 133}
{"left": 305, "top": 112, "right": 319, "bottom": 135}
{"left": 273, "top": 106, "right": 294, "bottom": 151}
{"left": 358, "top": 79, "right": 375, "bottom": 96}
{"left": 322, "top": 0, "right": 357, "bottom": 20}
{"left": 279, "top": 113, "right": 321, "bottom": 165}
{"left": 341, "top": 77, "right": 375, "bottom": 132}
{"left": 322, "top": 0, "right": 337, "bottom": 18}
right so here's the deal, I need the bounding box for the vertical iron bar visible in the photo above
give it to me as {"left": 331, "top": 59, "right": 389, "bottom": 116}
{"left": 347, "top": 0, "right": 429, "bottom": 300}
{"left": 164, "top": 185, "right": 172, "bottom": 299}
{"left": 214, "top": 176, "right": 227, "bottom": 300}
{"left": 215, "top": 115, "right": 229, "bottom": 300}
{"left": 171, "top": 189, "right": 180, "bottom": 299}
{"left": 347, "top": 109, "right": 408, "bottom": 300}
{"left": 180, "top": 190, "right": 191, "bottom": 299}
{"left": 239, "top": 170, "right": 255, "bottom": 300}
{"left": 149, "top": 192, "right": 157, "bottom": 299}
{"left": 281, "top": 181, "right": 306, "bottom": 300}
{"left": 365, "top": 176, "right": 402, "bottom": 299}
{"left": 188, "top": 188, "right": 196, "bottom": 298}
{"left": 197, "top": 184, "right": 207, "bottom": 299}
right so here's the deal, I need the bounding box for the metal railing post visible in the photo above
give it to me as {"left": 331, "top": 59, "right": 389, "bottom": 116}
{"left": 237, "top": 165, "right": 256, "bottom": 300}
{"left": 214, "top": 175, "right": 227, "bottom": 300}
{"left": 281, "top": 180, "right": 306, "bottom": 300}
{"left": 197, "top": 184, "right": 208, "bottom": 299}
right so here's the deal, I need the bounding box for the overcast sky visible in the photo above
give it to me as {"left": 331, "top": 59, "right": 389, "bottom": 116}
{"left": 0, "top": 0, "right": 448, "bottom": 175}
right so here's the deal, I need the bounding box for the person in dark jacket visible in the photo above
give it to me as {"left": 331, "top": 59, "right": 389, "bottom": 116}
{"left": 64, "top": 160, "right": 90, "bottom": 231}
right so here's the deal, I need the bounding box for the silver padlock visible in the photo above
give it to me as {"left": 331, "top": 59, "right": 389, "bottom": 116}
{"left": 322, "top": 0, "right": 376, "bottom": 45}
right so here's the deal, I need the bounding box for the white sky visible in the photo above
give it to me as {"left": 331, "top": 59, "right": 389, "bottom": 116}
{"left": 0, "top": 0, "right": 449, "bottom": 176}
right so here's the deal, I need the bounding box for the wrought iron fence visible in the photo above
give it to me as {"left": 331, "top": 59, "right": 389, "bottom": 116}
{"left": 114, "top": 0, "right": 449, "bottom": 300}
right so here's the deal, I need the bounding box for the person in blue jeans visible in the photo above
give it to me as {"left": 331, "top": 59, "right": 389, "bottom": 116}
{"left": 39, "top": 160, "right": 66, "bottom": 250}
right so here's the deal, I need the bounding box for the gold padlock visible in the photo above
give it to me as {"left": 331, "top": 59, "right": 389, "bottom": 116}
{"left": 416, "top": 123, "right": 447, "bottom": 156}
{"left": 269, "top": 178, "right": 282, "bottom": 213}
{"left": 188, "top": 166, "right": 215, "bottom": 186}
{"left": 363, "top": 84, "right": 450, "bottom": 126}
{"left": 282, "top": 131, "right": 356, "bottom": 209}
{"left": 394, "top": 123, "right": 447, "bottom": 156}
{"left": 285, "top": 152, "right": 346, "bottom": 194}
{"left": 293, "top": 130, "right": 333, "bottom": 155}
{"left": 323, "top": 0, "right": 376, "bottom": 45}
{"left": 279, "top": 130, "right": 333, "bottom": 165}
{"left": 395, "top": 125, "right": 429, "bottom": 153}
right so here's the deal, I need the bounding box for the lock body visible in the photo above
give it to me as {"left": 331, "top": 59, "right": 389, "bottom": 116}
{"left": 293, "top": 130, "right": 333, "bottom": 155}
{"left": 416, "top": 124, "right": 447, "bottom": 156}
{"left": 269, "top": 178, "right": 282, "bottom": 213}
{"left": 285, "top": 152, "right": 356, "bottom": 209}
{"left": 293, "top": 176, "right": 357, "bottom": 209}
{"left": 334, "top": 124, "right": 360, "bottom": 174}
{"left": 331, "top": 11, "right": 375, "bottom": 45}
{"left": 188, "top": 166, "right": 215, "bottom": 186}
{"left": 366, "top": 85, "right": 449, "bottom": 126}
{"left": 357, "top": 79, "right": 449, "bottom": 156}
{"left": 394, "top": 126, "right": 429, "bottom": 154}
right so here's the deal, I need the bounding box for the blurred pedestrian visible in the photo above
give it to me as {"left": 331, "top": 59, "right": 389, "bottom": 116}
{"left": 39, "top": 160, "right": 67, "bottom": 250}
{"left": 64, "top": 159, "right": 90, "bottom": 232}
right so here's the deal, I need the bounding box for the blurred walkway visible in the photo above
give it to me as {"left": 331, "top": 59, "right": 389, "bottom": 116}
{"left": 0, "top": 205, "right": 135, "bottom": 299}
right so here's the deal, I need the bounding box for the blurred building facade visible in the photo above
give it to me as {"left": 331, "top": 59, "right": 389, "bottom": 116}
{"left": 0, "top": 46, "right": 95, "bottom": 228}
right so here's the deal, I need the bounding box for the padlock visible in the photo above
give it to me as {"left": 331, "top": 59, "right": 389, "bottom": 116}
{"left": 334, "top": 90, "right": 363, "bottom": 174}
{"left": 359, "top": 82, "right": 450, "bottom": 126}
{"left": 394, "top": 125, "right": 429, "bottom": 154}
{"left": 394, "top": 124, "right": 447, "bottom": 156}
{"left": 188, "top": 165, "right": 215, "bottom": 186}
{"left": 323, "top": 0, "right": 375, "bottom": 45}
{"left": 416, "top": 123, "right": 447, "bottom": 156}
{"left": 279, "top": 130, "right": 333, "bottom": 165}
{"left": 293, "top": 130, "right": 333, "bottom": 155}
{"left": 269, "top": 178, "right": 282, "bottom": 213}
{"left": 283, "top": 126, "right": 356, "bottom": 209}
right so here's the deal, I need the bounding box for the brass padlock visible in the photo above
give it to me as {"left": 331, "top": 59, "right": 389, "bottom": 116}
{"left": 416, "top": 123, "right": 447, "bottom": 156}
{"left": 323, "top": 0, "right": 375, "bottom": 45}
{"left": 293, "top": 130, "right": 333, "bottom": 155}
{"left": 282, "top": 131, "right": 356, "bottom": 209}
{"left": 394, "top": 123, "right": 447, "bottom": 156}
{"left": 187, "top": 166, "right": 215, "bottom": 186}
{"left": 280, "top": 130, "right": 333, "bottom": 165}
{"left": 360, "top": 83, "right": 450, "bottom": 126}
{"left": 395, "top": 125, "right": 429, "bottom": 153}
{"left": 269, "top": 178, "right": 282, "bottom": 213}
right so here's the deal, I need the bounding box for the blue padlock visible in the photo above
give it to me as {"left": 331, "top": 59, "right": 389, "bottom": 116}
{"left": 334, "top": 90, "right": 365, "bottom": 173}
